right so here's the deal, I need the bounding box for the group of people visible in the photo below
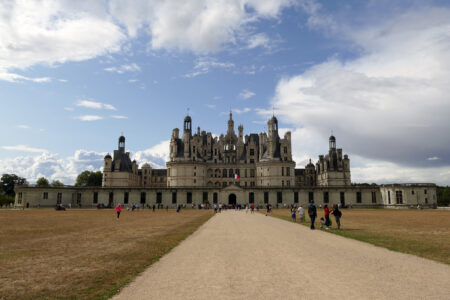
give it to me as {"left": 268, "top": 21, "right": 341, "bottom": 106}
{"left": 307, "top": 203, "right": 342, "bottom": 230}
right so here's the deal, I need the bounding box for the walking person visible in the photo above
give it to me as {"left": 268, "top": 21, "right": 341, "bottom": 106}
{"left": 324, "top": 204, "right": 331, "bottom": 229}
{"left": 291, "top": 207, "right": 296, "bottom": 222}
{"left": 115, "top": 204, "right": 122, "bottom": 220}
{"left": 308, "top": 203, "right": 317, "bottom": 230}
{"left": 251, "top": 203, "right": 255, "bottom": 214}
{"left": 331, "top": 204, "right": 342, "bottom": 229}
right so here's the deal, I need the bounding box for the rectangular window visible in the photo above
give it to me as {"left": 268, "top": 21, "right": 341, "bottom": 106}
{"left": 287, "top": 180, "right": 290, "bottom": 187}
{"left": 250, "top": 169, "right": 255, "bottom": 177}
{"left": 388, "top": 191, "right": 391, "bottom": 204}
{"left": 77, "top": 193, "right": 81, "bottom": 205}
{"left": 250, "top": 182, "right": 255, "bottom": 187}
{"left": 286, "top": 167, "right": 290, "bottom": 176}
{"left": 157, "top": 192, "right": 162, "bottom": 204}
{"left": 57, "top": 192, "right": 62, "bottom": 204}
{"left": 249, "top": 192, "right": 254, "bottom": 204}
{"left": 245, "top": 182, "right": 247, "bottom": 187}
{"left": 277, "top": 192, "right": 283, "bottom": 204}
{"left": 43, "top": 192, "right": 48, "bottom": 199}
{"left": 109, "top": 192, "right": 114, "bottom": 204}
{"left": 411, "top": 190, "right": 415, "bottom": 195}
{"left": 356, "top": 192, "right": 362, "bottom": 203}
{"left": 124, "top": 192, "right": 129, "bottom": 204}
{"left": 250, "top": 159, "right": 255, "bottom": 163}
{"left": 424, "top": 189, "right": 427, "bottom": 194}
{"left": 324, "top": 191, "right": 329, "bottom": 203}
{"left": 186, "top": 192, "right": 192, "bottom": 204}
{"left": 372, "top": 191, "right": 376, "bottom": 203}
{"left": 93, "top": 192, "right": 98, "bottom": 204}
{"left": 284, "top": 147, "right": 287, "bottom": 154}
{"left": 282, "top": 180, "right": 284, "bottom": 187}
{"left": 282, "top": 167, "right": 284, "bottom": 176}
{"left": 203, "top": 192, "right": 208, "bottom": 203}
{"left": 264, "top": 192, "right": 269, "bottom": 204}
{"left": 213, "top": 193, "right": 218, "bottom": 204}
{"left": 308, "top": 192, "right": 314, "bottom": 203}
{"left": 340, "top": 192, "right": 345, "bottom": 206}
{"left": 294, "top": 192, "right": 299, "bottom": 203}
{"left": 141, "top": 192, "right": 146, "bottom": 204}
{"left": 18, "top": 192, "right": 23, "bottom": 204}
{"left": 396, "top": 191, "right": 403, "bottom": 204}
{"left": 172, "top": 192, "right": 177, "bottom": 204}
{"left": 250, "top": 149, "right": 255, "bottom": 156}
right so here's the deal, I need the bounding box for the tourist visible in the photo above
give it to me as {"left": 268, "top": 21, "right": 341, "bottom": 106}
{"left": 116, "top": 204, "right": 122, "bottom": 220}
{"left": 152, "top": 204, "right": 155, "bottom": 212}
{"left": 319, "top": 217, "right": 326, "bottom": 229}
{"left": 331, "top": 204, "right": 342, "bottom": 229}
{"left": 308, "top": 203, "right": 317, "bottom": 230}
{"left": 251, "top": 203, "right": 255, "bottom": 214}
{"left": 291, "top": 207, "right": 296, "bottom": 222}
{"left": 265, "top": 204, "right": 270, "bottom": 216}
{"left": 176, "top": 205, "right": 181, "bottom": 213}
{"left": 297, "top": 205, "right": 305, "bottom": 223}
{"left": 214, "top": 203, "right": 217, "bottom": 213}
{"left": 324, "top": 204, "right": 331, "bottom": 229}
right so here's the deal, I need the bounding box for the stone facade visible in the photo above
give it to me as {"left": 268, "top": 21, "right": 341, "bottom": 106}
{"left": 13, "top": 114, "right": 437, "bottom": 209}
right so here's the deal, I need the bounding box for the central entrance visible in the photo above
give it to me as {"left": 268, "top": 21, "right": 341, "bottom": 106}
{"left": 228, "top": 193, "right": 237, "bottom": 205}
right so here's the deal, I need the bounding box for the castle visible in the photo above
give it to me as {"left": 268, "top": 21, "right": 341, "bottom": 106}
{"left": 14, "top": 113, "right": 436, "bottom": 208}
{"left": 103, "top": 112, "right": 350, "bottom": 190}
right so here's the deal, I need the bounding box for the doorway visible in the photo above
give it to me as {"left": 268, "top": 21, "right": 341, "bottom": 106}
{"left": 228, "top": 193, "right": 237, "bottom": 206}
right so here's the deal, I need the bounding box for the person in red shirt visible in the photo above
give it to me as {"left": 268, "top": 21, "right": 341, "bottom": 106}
{"left": 116, "top": 204, "right": 122, "bottom": 220}
{"left": 324, "top": 204, "right": 330, "bottom": 229}
{"left": 251, "top": 203, "right": 254, "bottom": 213}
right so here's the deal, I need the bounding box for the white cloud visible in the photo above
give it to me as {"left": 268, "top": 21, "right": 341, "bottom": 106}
{"left": 2, "top": 145, "right": 48, "bottom": 153}
{"left": 0, "top": 0, "right": 125, "bottom": 82}
{"left": 185, "top": 57, "right": 235, "bottom": 78}
{"left": 133, "top": 140, "right": 170, "bottom": 169}
{"left": 75, "top": 115, "right": 104, "bottom": 121}
{"left": 58, "top": 79, "right": 68, "bottom": 83}
{"left": 76, "top": 100, "right": 116, "bottom": 110}
{"left": 17, "top": 125, "right": 29, "bottom": 129}
{"left": 64, "top": 107, "right": 74, "bottom": 111}
{"left": 270, "top": 6, "right": 450, "bottom": 176}
{"left": 110, "top": 0, "right": 296, "bottom": 53}
{"left": 128, "top": 79, "right": 138, "bottom": 83}
{"left": 233, "top": 108, "right": 251, "bottom": 114}
{"left": 247, "top": 33, "right": 271, "bottom": 49}
{"left": 111, "top": 115, "right": 128, "bottom": 119}
{"left": 205, "top": 104, "right": 216, "bottom": 109}
{"left": 104, "top": 63, "right": 141, "bottom": 74}
{"left": 239, "top": 89, "right": 256, "bottom": 99}
{"left": 427, "top": 157, "right": 440, "bottom": 161}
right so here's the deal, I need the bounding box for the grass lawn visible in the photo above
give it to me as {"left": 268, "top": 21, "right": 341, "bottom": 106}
{"left": 0, "top": 209, "right": 212, "bottom": 300}
{"left": 265, "top": 208, "right": 450, "bottom": 264}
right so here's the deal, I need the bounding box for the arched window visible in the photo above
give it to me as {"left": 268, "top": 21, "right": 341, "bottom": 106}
{"left": 229, "top": 169, "right": 233, "bottom": 178}
{"left": 207, "top": 169, "right": 213, "bottom": 178}
{"left": 223, "top": 169, "right": 227, "bottom": 177}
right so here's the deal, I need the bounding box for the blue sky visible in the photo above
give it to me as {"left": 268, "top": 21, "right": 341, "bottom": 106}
{"left": 1, "top": 0, "right": 450, "bottom": 185}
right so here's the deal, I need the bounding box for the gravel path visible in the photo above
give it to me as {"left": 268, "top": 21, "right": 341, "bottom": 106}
{"left": 113, "top": 211, "right": 450, "bottom": 299}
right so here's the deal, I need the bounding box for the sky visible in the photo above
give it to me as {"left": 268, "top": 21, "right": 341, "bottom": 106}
{"left": 1, "top": 0, "right": 450, "bottom": 185}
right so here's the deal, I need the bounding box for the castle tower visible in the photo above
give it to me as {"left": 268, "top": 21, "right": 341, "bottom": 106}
{"left": 329, "top": 134, "right": 336, "bottom": 150}
{"left": 118, "top": 135, "right": 125, "bottom": 153}
{"left": 227, "top": 111, "right": 235, "bottom": 135}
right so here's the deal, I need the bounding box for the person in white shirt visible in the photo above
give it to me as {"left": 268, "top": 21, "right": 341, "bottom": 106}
{"left": 297, "top": 205, "right": 305, "bottom": 223}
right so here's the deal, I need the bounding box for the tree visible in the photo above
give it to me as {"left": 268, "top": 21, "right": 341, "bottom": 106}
{"left": 36, "top": 177, "right": 50, "bottom": 187}
{"left": 0, "top": 174, "right": 27, "bottom": 197}
{"left": 51, "top": 180, "right": 64, "bottom": 187}
{"left": 75, "top": 170, "right": 103, "bottom": 187}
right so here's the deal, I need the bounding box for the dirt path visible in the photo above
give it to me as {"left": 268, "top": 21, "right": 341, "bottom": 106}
{"left": 113, "top": 211, "right": 450, "bottom": 299}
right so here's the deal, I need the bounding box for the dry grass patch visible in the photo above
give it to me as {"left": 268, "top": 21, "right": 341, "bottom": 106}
{"left": 0, "top": 209, "right": 212, "bottom": 300}
{"left": 267, "top": 209, "right": 450, "bottom": 264}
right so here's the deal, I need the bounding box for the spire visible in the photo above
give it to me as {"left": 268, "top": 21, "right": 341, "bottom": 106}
{"left": 229, "top": 110, "right": 232, "bottom": 120}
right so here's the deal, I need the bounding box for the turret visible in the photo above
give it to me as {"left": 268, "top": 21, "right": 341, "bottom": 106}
{"left": 267, "top": 116, "right": 279, "bottom": 139}
{"left": 104, "top": 153, "right": 112, "bottom": 172}
{"left": 184, "top": 115, "right": 192, "bottom": 136}
{"left": 329, "top": 135, "right": 336, "bottom": 150}
{"left": 227, "top": 111, "right": 235, "bottom": 135}
{"left": 238, "top": 124, "right": 244, "bottom": 143}
{"left": 118, "top": 136, "right": 125, "bottom": 153}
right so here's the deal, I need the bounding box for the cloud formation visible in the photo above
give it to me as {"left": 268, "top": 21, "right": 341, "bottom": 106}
{"left": 75, "top": 115, "right": 104, "bottom": 121}
{"left": 76, "top": 100, "right": 116, "bottom": 110}
{"left": 271, "top": 6, "right": 450, "bottom": 173}
{"left": 104, "top": 63, "right": 141, "bottom": 74}
{"left": 239, "top": 89, "right": 256, "bottom": 99}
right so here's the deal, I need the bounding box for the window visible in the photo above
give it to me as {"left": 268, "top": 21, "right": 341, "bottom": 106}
{"left": 424, "top": 189, "right": 427, "bottom": 194}
{"left": 123, "top": 192, "right": 128, "bottom": 204}
{"left": 282, "top": 180, "right": 284, "bottom": 187}
{"left": 286, "top": 167, "right": 290, "bottom": 176}
{"left": 43, "top": 192, "right": 48, "bottom": 199}
{"left": 223, "top": 169, "right": 227, "bottom": 177}
{"left": 250, "top": 169, "right": 255, "bottom": 177}
{"left": 223, "top": 182, "right": 227, "bottom": 187}
{"left": 213, "top": 192, "right": 218, "bottom": 204}
{"left": 141, "top": 192, "right": 146, "bottom": 204}
{"left": 93, "top": 192, "right": 98, "bottom": 204}
{"left": 356, "top": 192, "right": 362, "bottom": 203}
{"left": 244, "top": 169, "right": 247, "bottom": 178}
{"left": 396, "top": 191, "right": 403, "bottom": 204}
{"left": 282, "top": 167, "right": 284, "bottom": 176}
{"left": 172, "top": 192, "right": 177, "bottom": 204}
{"left": 425, "top": 198, "right": 428, "bottom": 204}
{"left": 287, "top": 180, "right": 290, "bottom": 187}
{"left": 18, "top": 192, "right": 22, "bottom": 204}
{"left": 250, "top": 182, "right": 255, "bottom": 187}
{"left": 264, "top": 192, "right": 269, "bottom": 204}
{"left": 372, "top": 191, "right": 376, "bottom": 203}
{"left": 186, "top": 192, "right": 192, "bottom": 204}
{"left": 203, "top": 192, "right": 208, "bottom": 203}
{"left": 277, "top": 192, "right": 282, "bottom": 204}
{"left": 194, "top": 179, "right": 196, "bottom": 184}
{"left": 324, "top": 192, "right": 329, "bottom": 203}
{"left": 109, "top": 192, "right": 114, "bottom": 204}
{"left": 214, "top": 149, "right": 217, "bottom": 155}
{"left": 340, "top": 192, "right": 345, "bottom": 205}
{"left": 229, "top": 169, "right": 233, "bottom": 178}
{"left": 244, "top": 182, "right": 247, "bottom": 187}
{"left": 284, "top": 157, "right": 287, "bottom": 161}
{"left": 57, "top": 192, "right": 62, "bottom": 204}
{"left": 250, "top": 159, "right": 255, "bottom": 163}
{"left": 157, "top": 192, "right": 162, "bottom": 204}
{"left": 284, "top": 147, "right": 287, "bottom": 154}
{"left": 294, "top": 192, "right": 299, "bottom": 203}
{"left": 411, "top": 190, "right": 415, "bottom": 195}
{"left": 249, "top": 192, "right": 254, "bottom": 204}
{"left": 77, "top": 193, "right": 81, "bottom": 205}
{"left": 308, "top": 192, "right": 314, "bottom": 203}
{"left": 388, "top": 191, "right": 391, "bottom": 204}
{"left": 194, "top": 172, "right": 196, "bottom": 176}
